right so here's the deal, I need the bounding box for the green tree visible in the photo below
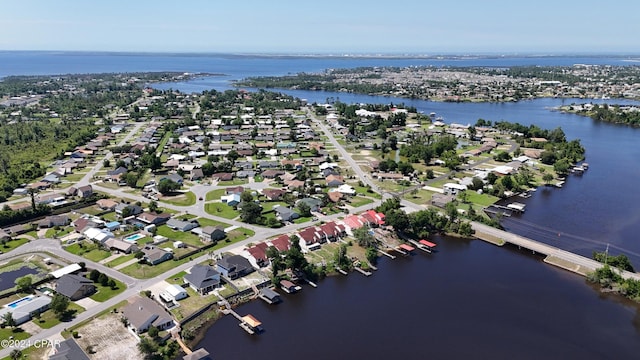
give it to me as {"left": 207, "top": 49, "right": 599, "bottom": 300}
{"left": 542, "top": 173, "right": 554, "bottom": 185}
{"left": 148, "top": 200, "right": 158, "bottom": 213}
{"left": 157, "top": 178, "right": 180, "bottom": 195}
{"left": 334, "top": 243, "right": 353, "bottom": 271}
{"left": 352, "top": 227, "right": 376, "bottom": 248}
{"left": 50, "top": 294, "right": 70, "bottom": 319}
{"left": 297, "top": 202, "right": 311, "bottom": 217}
{"left": 240, "top": 201, "right": 263, "bottom": 224}
{"left": 240, "top": 190, "right": 253, "bottom": 203}
{"left": 137, "top": 336, "right": 158, "bottom": 358}
{"left": 2, "top": 311, "right": 16, "bottom": 329}
{"left": 9, "top": 349, "right": 22, "bottom": 360}
{"left": 147, "top": 325, "right": 159, "bottom": 338}
{"left": 15, "top": 275, "right": 32, "bottom": 293}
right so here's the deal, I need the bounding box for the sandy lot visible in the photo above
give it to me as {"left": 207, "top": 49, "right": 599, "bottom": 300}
{"left": 75, "top": 314, "right": 142, "bottom": 360}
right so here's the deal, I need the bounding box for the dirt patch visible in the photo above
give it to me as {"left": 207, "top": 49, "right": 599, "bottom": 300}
{"left": 74, "top": 314, "right": 143, "bottom": 360}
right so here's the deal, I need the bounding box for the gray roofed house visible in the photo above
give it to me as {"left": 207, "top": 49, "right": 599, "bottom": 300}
{"left": 115, "top": 203, "right": 144, "bottom": 216}
{"left": 142, "top": 244, "right": 173, "bottom": 265}
{"left": 55, "top": 274, "right": 96, "bottom": 300}
{"left": 184, "top": 264, "right": 221, "bottom": 295}
{"left": 216, "top": 254, "right": 255, "bottom": 280}
{"left": 104, "top": 238, "right": 138, "bottom": 253}
{"left": 297, "top": 197, "right": 322, "bottom": 212}
{"left": 274, "top": 206, "right": 300, "bottom": 222}
{"left": 122, "top": 296, "right": 175, "bottom": 333}
{"left": 200, "top": 226, "right": 226, "bottom": 243}
{"left": 0, "top": 295, "right": 51, "bottom": 325}
{"left": 38, "top": 215, "right": 71, "bottom": 228}
{"left": 166, "top": 218, "right": 200, "bottom": 232}
{"left": 48, "top": 338, "right": 91, "bottom": 360}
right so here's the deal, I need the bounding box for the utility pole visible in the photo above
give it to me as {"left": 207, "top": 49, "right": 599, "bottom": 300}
{"left": 604, "top": 243, "right": 609, "bottom": 266}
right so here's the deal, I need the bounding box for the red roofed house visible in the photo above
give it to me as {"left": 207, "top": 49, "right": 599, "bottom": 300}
{"left": 319, "top": 221, "right": 346, "bottom": 242}
{"left": 245, "top": 242, "right": 269, "bottom": 268}
{"left": 269, "top": 235, "right": 291, "bottom": 252}
{"left": 262, "top": 188, "right": 287, "bottom": 201}
{"left": 364, "top": 210, "right": 386, "bottom": 226}
{"left": 297, "top": 227, "right": 324, "bottom": 252}
{"left": 342, "top": 214, "right": 366, "bottom": 232}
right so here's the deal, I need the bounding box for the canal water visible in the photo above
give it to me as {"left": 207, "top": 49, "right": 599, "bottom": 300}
{"left": 197, "top": 236, "right": 640, "bottom": 359}
{"left": 0, "top": 267, "right": 37, "bottom": 292}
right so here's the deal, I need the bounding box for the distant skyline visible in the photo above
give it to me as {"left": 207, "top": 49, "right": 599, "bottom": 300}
{"left": 2, "top": 1, "right": 640, "bottom": 54}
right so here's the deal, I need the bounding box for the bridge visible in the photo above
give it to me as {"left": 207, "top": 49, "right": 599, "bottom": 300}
{"left": 471, "top": 222, "right": 640, "bottom": 281}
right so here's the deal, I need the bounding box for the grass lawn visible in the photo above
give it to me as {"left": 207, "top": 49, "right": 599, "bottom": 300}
{"left": 195, "top": 217, "right": 230, "bottom": 229}
{"left": 34, "top": 303, "right": 85, "bottom": 329}
{"left": 65, "top": 241, "right": 112, "bottom": 262}
{"left": 206, "top": 189, "right": 226, "bottom": 201}
{"left": 156, "top": 225, "right": 204, "bottom": 247}
{"left": 63, "top": 172, "right": 88, "bottom": 182}
{"left": 204, "top": 202, "right": 239, "bottom": 219}
{"left": 0, "top": 327, "right": 30, "bottom": 342}
{"left": 217, "top": 179, "right": 248, "bottom": 186}
{"left": 170, "top": 287, "right": 219, "bottom": 321}
{"left": 90, "top": 278, "right": 127, "bottom": 302}
{"left": 349, "top": 196, "right": 374, "bottom": 208}
{"left": 121, "top": 257, "right": 197, "bottom": 279}
{"left": 165, "top": 271, "right": 187, "bottom": 285}
{"left": 105, "top": 253, "right": 135, "bottom": 267}
{"left": 262, "top": 201, "right": 289, "bottom": 212}
{"left": 461, "top": 190, "right": 499, "bottom": 206}
{"left": 0, "top": 237, "right": 29, "bottom": 253}
{"left": 225, "top": 227, "right": 255, "bottom": 242}
{"left": 45, "top": 227, "right": 73, "bottom": 239}
{"left": 293, "top": 216, "right": 313, "bottom": 224}
{"left": 405, "top": 189, "right": 436, "bottom": 205}
{"left": 353, "top": 185, "right": 382, "bottom": 199}
{"left": 101, "top": 211, "right": 118, "bottom": 222}
{"left": 161, "top": 191, "right": 196, "bottom": 206}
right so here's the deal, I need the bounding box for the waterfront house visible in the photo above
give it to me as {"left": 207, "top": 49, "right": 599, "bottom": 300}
{"left": 200, "top": 226, "right": 226, "bottom": 243}
{"left": 159, "top": 284, "right": 188, "bottom": 303}
{"left": 216, "top": 254, "right": 255, "bottom": 280}
{"left": 259, "top": 288, "right": 281, "bottom": 304}
{"left": 184, "top": 264, "right": 221, "bottom": 295}
{"left": 245, "top": 242, "right": 269, "bottom": 268}
{"left": 319, "top": 221, "right": 346, "bottom": 242}
{"left": 122, "top": 296, "right": 174, "bottom": 334}
{"left": 55, "top": 274, "right": 96, "bottom": 300}
{"left": 298, "top": 227, "right": 325, "bottom": 251}
{"left": 269, "top": 235, "right": 291, "bottom": 252}
{"left": 279, "top": 280, "right": 301, "bottom": 294}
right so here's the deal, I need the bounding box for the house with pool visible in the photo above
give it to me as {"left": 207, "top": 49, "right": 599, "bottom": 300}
{"left": 0, "top": 295, "right": 51, "bottom": 325}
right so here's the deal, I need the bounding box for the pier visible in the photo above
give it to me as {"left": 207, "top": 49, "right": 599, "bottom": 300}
{"left": 471, "top": 222, "right": 640, "bottom": 280}
{"left": 407, "top": 239, "right": 435, "bottom": 253}
{"left": 218, "top": 299, "right": 264, "bottom": 334}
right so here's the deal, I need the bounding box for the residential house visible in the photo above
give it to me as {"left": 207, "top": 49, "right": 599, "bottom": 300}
{"left": 189, "top": 168, "right": 204, "bottom": 181}
{"left": 327, "top": 191, "right": 344, "bottom": 203}
{"left": 37, "top": 215, "right": 70, "bottom": 229}
{"left": 159, "top": 284, "right": 188, "bottom": 303}
{"left": 225, "top": 186, "right": 245, "bottom": 195}
{"left": 262, "top": 188, "right": 287, "bottom": 201}
{"left": 342, "top": 214, "right": 367, "bottom": 232}
{"left": 76, "top": 185, "right": 93, "bottom": 198}
{"left": 297, "top": 227, "right": 325, "bottom": 251}
{"left": 200, "top": 226, "right": 226, "bottom": 242}
{"left": 104, "top": 238, "right": 138, "bottom": 254}
{"left": 319, "top": 221, "right": 346, "bottom": 242}
{"left": 142, "top": 244, "right": 173, "bottom": 265}
{"left": 83, "top": 227, "right": 114, "bottom": 243}
{"left": 261, "top": 169, "right": 285, "bottom": 179}
{"left": 269, "top": 235, "right": 291, "bottom": 252}
{"left": 362, "top": 209, "right": 386, "bottom": 227}
{"left": 72, "top": 217, "right": 100, "bottom": 233}
{"left": 245, "top": 242, "right": 269, "bottom": 268}
{"left": 325, "top": 174, "right": 344, "bottom": 187}
{"left": 0, "top": 295, "right": 51, "bottom": 325}
{"left": 221, "top": 193, "right": 241, "bottom": 206}
{"left": 115, "top": 203, "right": 143, "bottom": 216}
{"left": 48, "top": 338, "right": 91, "bottom": 360}
{"left": 166, "top": 218, "right": 199, "bottom": 232}
{"left": 136, "top": 212, "right": 171, "bottom": 225}
{"left": 122, "top": 296, "right": 175, "bottom": 333}
{"left": 55, "top": 274, "right": 96, "bottom": 300}
{"left": 212, "top": 172, "right": 234, "bottom": 181}
{"left": 216, "top": 254, "right": 255, "bottom": 280}
{"left": 335, "top": 184, "right": 356, "bottom": 195}
{"left": 161, "top": 173, "right": 184, "bottom": 185}
{"left": 274, "top": 206, "right": 299, "bottom": 222}
{"left": 297, "top": 198, "right": 322, "bottom": 212}
{"left": 184, "top": 264, "right": 221, "bottom": 295}
{"left": 96, "top": 198, "right": 118, "bottom": 211}
{"left": 236, "top": 170, "right": 256, "bottom": 178}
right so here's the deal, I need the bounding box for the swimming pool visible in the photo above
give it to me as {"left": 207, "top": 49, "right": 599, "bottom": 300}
{"left": 6, "top": 295, "right": 34, "bottom": 309}
{"left": 123, "top": 233, "right": 145, "bottom": 243}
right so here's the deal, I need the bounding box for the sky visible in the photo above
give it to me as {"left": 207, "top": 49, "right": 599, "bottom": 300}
{"left": 2, "top": 0, "right": 639, "bottom": 54}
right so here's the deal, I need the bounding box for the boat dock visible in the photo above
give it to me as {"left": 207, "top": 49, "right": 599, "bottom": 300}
{"left": 219, "top": 299, "right": 264, "bottom": 334}
{"left": 258, "top": 287, "right": 281, "bottom": 304}
{"left": 377, "top": 249, "right": 396, "bottom": 259}
{"left": 407, "top": 239, "right": 436, "bottom": 253}
{"left": 471, "top": 222, "right": 640, "bottom": 281}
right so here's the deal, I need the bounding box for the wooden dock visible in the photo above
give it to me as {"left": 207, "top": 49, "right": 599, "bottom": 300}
{"left": 377, "top": 249, "right": 396, "bottom": 259}
{"left": 354, "top": 266, "right": 372, "bottom": 276}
